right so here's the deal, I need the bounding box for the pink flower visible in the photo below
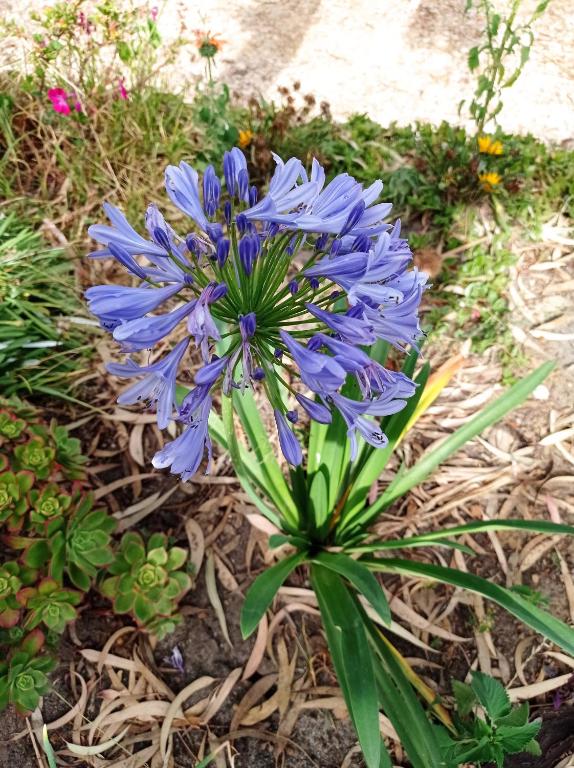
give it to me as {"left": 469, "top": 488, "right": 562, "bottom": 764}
{"left": 118, "top": 78, "right": 129, "bottom": 100}
{"left": 48, "top": 88, "right": 71, "bottom": 115}
{"left": 150, "top": 6, "right": 158, "bottom": 21}
{"left": 47, "top": 88, "right": 82, "bottom": 115}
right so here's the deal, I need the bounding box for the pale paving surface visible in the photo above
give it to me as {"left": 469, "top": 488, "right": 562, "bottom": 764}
{"left": 1, "top": 0, "right": 573, "bottom": 140}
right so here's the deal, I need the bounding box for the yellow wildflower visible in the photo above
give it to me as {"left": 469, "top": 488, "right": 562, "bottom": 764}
{"left": 238, "top": 129, "right": 254, "bottom": 149}
{"left": 479, "top": 172, "right": 502, "bottom": 192}
{"left": 478, "top": 135, "right": 503, "bottom": 155}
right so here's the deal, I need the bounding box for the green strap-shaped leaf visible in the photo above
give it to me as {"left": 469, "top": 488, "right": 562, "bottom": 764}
{"left": 350, "top": 518, "right": 574, "bottom": 553}
{"left": 365, "top": 621, "right": 448, "bottom": 768}
{"left": 232, "top": 388, "right": 298, "bottom": 524}
{"left": 312, "top": 551, "right": 391, "bottom": 625}
{"left": 340, "top": 362, "right": 431, "bottom": 533}
{"left": 311, "top": 564, "right": 384, "bottom": 768}
{"left": 365, "top": 557, "right": 574, "bottom": 655}
{"left": 240, "top": 551, "right": 307, "bottom": 639}
{"left": 217, "top": 396, "right": 283, "bottom": 528}
{"left": 350, "top": 361, "right": 554, "bottom": 531}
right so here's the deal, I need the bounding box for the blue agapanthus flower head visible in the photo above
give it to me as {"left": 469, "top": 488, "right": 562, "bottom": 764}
{"left": 87, "top": 149, "right": 428, "bottom": 477}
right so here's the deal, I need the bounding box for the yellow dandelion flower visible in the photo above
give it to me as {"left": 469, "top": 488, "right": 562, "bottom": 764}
{"left": 238, "top": 129, "right": 254, "bottom": 149}
{"left": 478, "top": 135, "right": 503, "bottom": 155}
{"left": 479, "top": 172, "right": 502, "bottom": 192}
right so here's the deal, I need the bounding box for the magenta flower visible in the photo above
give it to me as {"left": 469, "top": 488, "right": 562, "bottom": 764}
{"left": 150, "top": 6, "right": 158, "bottom": 21}
{"left": 48, "top": 88, "right": 82, "bottom": 116}
{"left": 48, "top": 88, "right": 71, "bottom": 115}
{"left": 118, "top": 79, "right": 128, "bottom": 101}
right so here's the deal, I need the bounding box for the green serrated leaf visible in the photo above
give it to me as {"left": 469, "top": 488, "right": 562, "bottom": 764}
{"left": 452, "top": 679, "right": 476, "bottom": 717}
{"left": 497, "top": 720, "right": 542, "bottom": 754}
{"left": 471, "top": 671, "right": 510, "bottom": 720}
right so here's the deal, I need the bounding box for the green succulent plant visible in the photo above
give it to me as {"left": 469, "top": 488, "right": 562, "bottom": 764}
{"left": 101, "top": 532, "right": 191, "bottom": 637}
{"left": 0, "top": 562, "right": 22, "bottom": 629}
{"left": 29, "top": 484, "right": 72, "bottom": 528}
{"left": 0, "top": 641, "right": 55, "bottom": 715}
{"left": 0, "top": 470, "right": 34, "bottom": 531}
{"left": 29, "top": 422, "right": 86, "bottom": 480}
{"left": 0, "top": 411, "right": 26, "bottom": 440}
{"left": 0, "top": 629, "right": 54, "bottom": 714}
{"left": 23, "top": 494, "right": 116, "bottom": 591}
{"left": 19, "top": 578, "right": 81, "bottom": 634}
{"left": 13, "top": 438, "right": 55, "bottom": 480}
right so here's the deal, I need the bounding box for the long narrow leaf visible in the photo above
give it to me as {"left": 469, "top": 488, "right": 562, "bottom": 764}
{"left": 349, "top": 361, "right": 554, "bottom": 531}
{"left": 350, "top": 518, "right": 574, "bottom": 553}
{"left": 340, "top": 363, "right": 431, "bottom": 532}
{"left": 218, "top": 396, "right": 282, "bottom": 527}
{"left": 366, "top": 557, "right": 574, "bottom": 655}
{"left": 232, "top": 388, "right": 298, "bottom": 523}
{"left": 311, "top": 564, "right": 383, "bottom": 768}
{"left": 240, "top": 551, "right": 307, "bottom": 639}
{"left": 312, "top": 551, "right": 391, "bottom": 625}
{"left": 364, "top": 620, "right": 448, "bottom": 768}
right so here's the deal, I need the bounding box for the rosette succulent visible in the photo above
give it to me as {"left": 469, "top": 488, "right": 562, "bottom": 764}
{"left": 0, "top": 648, "right": 54, "bottom": 714}
{"left": 0, "top": 412, "right": 26, "bottom": 440}
{"left": 22, "top": 494, "right": 116, "bottom": 591}
{"left": 86, "top": 148, "right": 428, "bottom": 477}
{"left": 0, "top": 562, "right": 22, "bottom": 629}
{"left": 101, "top": 532, "right": 191, "bottom": 636}
{"left": 29, "top": 485, "right": 73, "bottom": 529}
{"left": 28, "top": 421, "right": 86, "bottom": 480}
{"left": 13, "top": 438, "right": 55, "bottom": 480}
{"left": 0, "top": 470, "right": 34, "bottom": 531}
{"left": 20, "top": 578, "right": 81, "bottom": 634}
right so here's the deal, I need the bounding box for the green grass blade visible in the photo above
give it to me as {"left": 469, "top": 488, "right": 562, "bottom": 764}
{"left": 351, "top": 519, "right": 574, "bottom": 553}
{"left": 241, "top": 551, "right": 307, "bottom": 638}
{"left": 366, "top": 557, "right": 574, "bottom": 655}
{"left": 312, "top": 551, "right": 391, "bottom": 625}
{"left": 311, "top": 564, "right": 383, "bottom": 768}
{"left": 356, "top": 361, "right": 554, "bottom": 527}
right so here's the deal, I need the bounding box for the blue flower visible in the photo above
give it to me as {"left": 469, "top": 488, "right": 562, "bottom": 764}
{"left": 280, "top": 331, "right": 346, "bottom": 395}
{"left": 152, "top": 394, "right": 212, "bottom": 480}
{"left": 85, "top": 283, "right": 183, "bottom": 327}
{"left": 223, "top": 147, "right": 250, "bottom": 202}
{"left": 113, "top": 301, "right": 196, "bottom": 351}
{"left": 362, "top": 283, "right": 427, "bottom": 351}
{"left": 203, "top": 165, "right": 221, "bottom": 217}
{"left": 244, "top": 154, "right": 318, "bottom": 223}
{"left": 165, "top": 161, "right": 209, "bottom": 231}
{"left": 295, "top": 393, "right": 332, "bottom": 424}
{"left": 107, "top": 338, "right": 189, "bottom": 429}
{"left": 306, "top": 303, "right": 376, "bottom": 345}
{"left": 330, "top": 393, "right": 388, "bottom": 459}
{"left": 274, "top": 409, "right": 303, "bottom": 466}
{"left": 89, "top": 202, "right": 167, "bottom": 259}
{"left": 187, "top": 283, "right": 227, "bottom": 360}
{"left": 195, "top": 354, "right": 230, "bottom": 386}
{"left": 88, "top": 148, "right": 427, "bottom": 478}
